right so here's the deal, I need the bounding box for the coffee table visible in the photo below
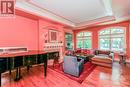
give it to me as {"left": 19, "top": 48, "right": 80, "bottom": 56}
{"left": 76, "top": 54, "right": 94, "bottom": 63}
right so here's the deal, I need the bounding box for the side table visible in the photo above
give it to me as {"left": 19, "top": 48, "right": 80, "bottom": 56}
{"left": 119, "top": 53, "right": 126, "bottom": 64}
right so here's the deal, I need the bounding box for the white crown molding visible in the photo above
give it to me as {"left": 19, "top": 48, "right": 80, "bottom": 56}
{"left": 75, "top": 0, "right": 114, "bottom": 28}
{"left": 101, "top": 0, "right": 113, "bottom": 16}
{"left": 16, "top": 0, "right": 76, "bottom": 27}
{"left": 75, "top": 16, "right": 115, "bottom": 29}
{"left": 16, "top": 0, "right": 122, "bottom": 29}
{"left": 99, "top": 15, "right": 130, "bottom": 25}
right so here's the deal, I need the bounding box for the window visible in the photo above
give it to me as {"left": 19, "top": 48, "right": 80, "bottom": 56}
{"left": 99, "top": 27, "right": 125, "bottom": 52}
{"left": 65, "top": 33, "right": 73, "bottom": 50}
{"left": 76, "top": 32, "right": 92, "bottom": 49}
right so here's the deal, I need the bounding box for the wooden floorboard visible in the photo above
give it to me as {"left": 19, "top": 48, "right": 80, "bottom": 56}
{"left": 1, "top": 62, "right": 130, "bottom": 87}
{"left": 82, "top": 62, "right": 130, "bottom": 87}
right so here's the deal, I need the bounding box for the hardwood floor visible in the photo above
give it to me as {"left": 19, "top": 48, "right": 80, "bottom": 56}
{"left": 1, "top": 62, "right": 130, "bottom": 87}
{"left": 82, "top": 62, "right": 130, "bottom": 87}
{"left": 2, "top": 66, "right": 82, "bottom": 87}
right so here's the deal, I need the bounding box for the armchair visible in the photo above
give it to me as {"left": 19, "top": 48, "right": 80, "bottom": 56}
{"left": 63, "top": 56, "right": 84, "bottom": 77}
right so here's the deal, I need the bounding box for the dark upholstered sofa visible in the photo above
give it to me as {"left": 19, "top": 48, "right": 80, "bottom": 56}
{"left": 94, "top": 50, "right": 114, "bottom": 60}
{"left": 91, "top": 50, "right": 114, "bottom": 68}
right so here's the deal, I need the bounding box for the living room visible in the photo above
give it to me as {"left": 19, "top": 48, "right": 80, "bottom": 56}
{"left": 0, "top": 0, "right": 130, "bottom": 87}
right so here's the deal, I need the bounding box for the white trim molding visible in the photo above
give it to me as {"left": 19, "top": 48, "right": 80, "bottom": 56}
{"left": 16, "top": 0, "right": 75, "bottom": 27}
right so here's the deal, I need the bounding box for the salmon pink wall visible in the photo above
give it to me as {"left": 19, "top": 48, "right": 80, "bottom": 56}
{"left": 0, "top": 10, "right": 73, "bottom": 53}
{"left": 74, "top": 21, "right": 130, "bottom": 59}
{"left": 0, "top": 15, "right": 38, "bottom": 50}
{"left": 38, "top": 20, "right": 75, "bottom": 54}
{"left": 38, "top": 19, "right": 65, "bottom": 50}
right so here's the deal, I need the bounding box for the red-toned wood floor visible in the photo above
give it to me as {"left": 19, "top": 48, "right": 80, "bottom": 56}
{"left": 82, "top": 62, "right": 130, "bottom": 87}
{"left": 1, "top": 62, "right": 130, "bottom": 87}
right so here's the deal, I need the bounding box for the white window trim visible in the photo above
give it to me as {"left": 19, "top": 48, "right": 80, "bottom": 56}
{"left": 98, "top": 27, "right": 126, "bottom": 53}
{"left": 76, "top": 31, "right": 92, "bottom": 49}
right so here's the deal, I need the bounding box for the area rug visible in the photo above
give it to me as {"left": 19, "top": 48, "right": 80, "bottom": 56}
{"left": 48, "top": 62, "right": 96, "bottom": 83}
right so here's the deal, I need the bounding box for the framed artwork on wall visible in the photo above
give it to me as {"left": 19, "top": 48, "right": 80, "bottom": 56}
{"left": 49, "top": 30, "right": 58, "bottom": 42}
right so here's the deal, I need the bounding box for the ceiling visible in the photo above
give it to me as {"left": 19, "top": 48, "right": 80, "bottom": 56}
{"left": 16, "top": 0, "right": 130, "bottom": 29}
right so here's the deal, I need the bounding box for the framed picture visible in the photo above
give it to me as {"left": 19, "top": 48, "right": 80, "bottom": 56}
{"left": 49, "top": 30, "right": 58, "bottom": 42}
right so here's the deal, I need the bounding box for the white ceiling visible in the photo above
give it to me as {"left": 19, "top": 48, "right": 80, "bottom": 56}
{"left": 112, "top": 0, "right": 130, "bottom": 20}
{"left": 16, "top": 0, "right": 130, "bottom": 29}
{"left": 29, "top": 0, "right": 106, "bottom": 23}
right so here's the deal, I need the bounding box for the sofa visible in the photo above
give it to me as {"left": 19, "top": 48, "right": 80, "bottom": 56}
{"left": 94, "top": 50, "right": 114, "bottom": 60}
{"left": 91, "top": 50, "right": 114, "bottom": 68}
{"left": 74, "top": 49, "right": 91, "bottom": 54}
{"left": 63, "top": 56, "right": 84, "bottom": 77}
{"left": 65, "top": 49, "right": 75, "bottom": 56}
{"left": 65, "top": 49, "right": 94, "bottom": 63}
